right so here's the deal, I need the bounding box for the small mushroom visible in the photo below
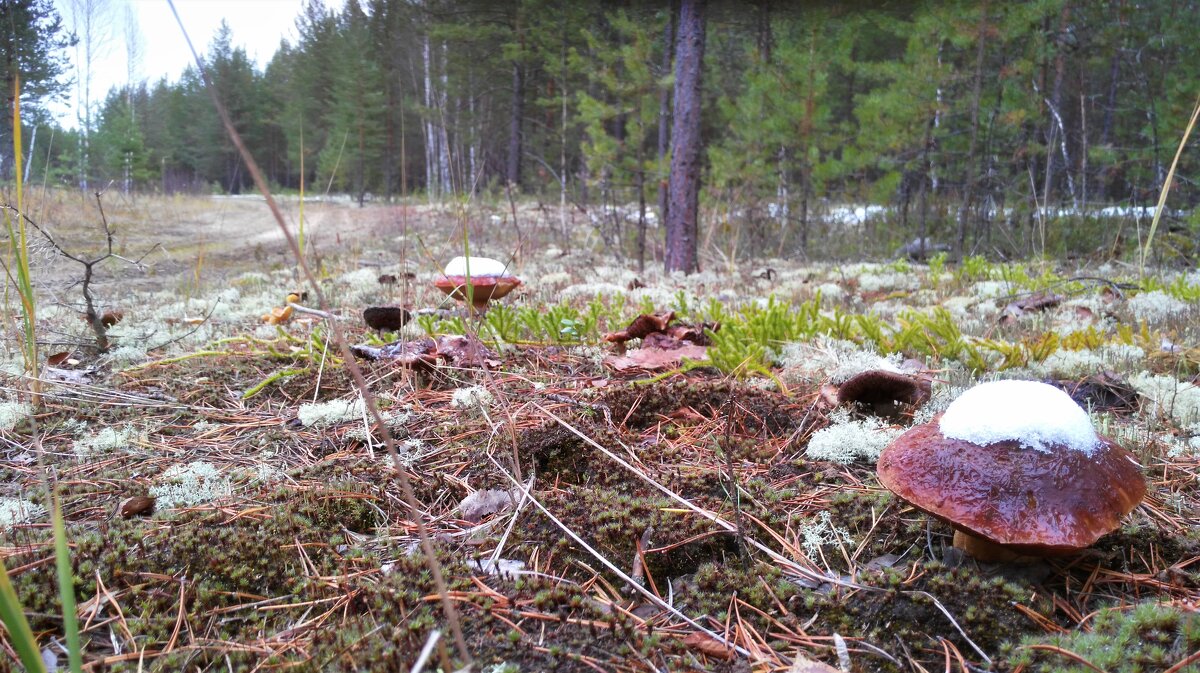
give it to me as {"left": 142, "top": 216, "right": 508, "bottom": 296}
{"left": 837, "top": 369, "right": 931, "bottom": 418}
{"left": 433, "top": 256, "right": 521, "bottom": 314}
{"left": 877, "top": 380, "right": 1145, "bottom": 561}
{"left": 363, "top": 306, "right": 410, "bottom": 332}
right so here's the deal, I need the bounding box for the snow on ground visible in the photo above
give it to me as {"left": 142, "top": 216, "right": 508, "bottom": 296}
{"left": 938, "top": 380, "right": 1101, "bottom": 454}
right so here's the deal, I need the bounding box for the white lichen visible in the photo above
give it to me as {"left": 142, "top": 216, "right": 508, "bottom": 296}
{"left": 148, "top": 461, "right": 232, "bottom": 508}
{"left": 298, "top": 398, "right": 366, "bottom": 428}
{"left": 800, "top": 511, "right": 854, "bottom": 559}
{"left": 806, "top": 411, "right": 903, "bottom": 463}
{"left": 0, "top": 401, "right": 32, "bottom": 432}
{"left": 1128, "top": 290, "right": 1189, "bottom": 322}
{"left": 73, "top": 425, "right": 139, "bottom": 457}
{"left": 451, "top": 386, "right": 494, "bottom": 412}
{"left": 0, "top": 497, "right": 45, "bottom": 529}
{"left": 1129, "top": 373, "right": 1200, "bottom": 428}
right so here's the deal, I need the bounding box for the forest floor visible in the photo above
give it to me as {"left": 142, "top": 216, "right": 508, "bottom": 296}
{"left": 1, "top": 191, "right": 1199, "bottom": 672}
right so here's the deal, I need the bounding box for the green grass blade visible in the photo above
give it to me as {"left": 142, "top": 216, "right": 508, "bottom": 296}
{"left": 1140, "top": 92, "right": 1200, "bottom": 274}
{"left": 0, "top": 556, "right": 46, "bottom": 673}
{"left": 51, "top": 497, "right": 82, "bottom": 673}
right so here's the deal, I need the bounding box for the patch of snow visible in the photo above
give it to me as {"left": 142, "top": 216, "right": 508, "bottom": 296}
{"left": 939, "top": 380, "right": 1101, "bottom": 454}
{"left": 443, "top": 256, "right": 510, "bottom": 277}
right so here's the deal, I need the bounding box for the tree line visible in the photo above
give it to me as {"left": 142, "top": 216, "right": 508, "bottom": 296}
{"left": 4, "top": 0, "right": 1200, "bottom": 261}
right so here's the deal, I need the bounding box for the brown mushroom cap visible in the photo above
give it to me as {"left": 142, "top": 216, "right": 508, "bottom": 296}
{"left": 433, "top": 275, "right": 522, "bottom": 308}
{"left": 877, "top": 420, "right": 1146, "bottom": 555}
{"left": 837, "top": 369, "right": 932, "bottom": 409}
{"left": 363, "top": 306, "right": 411, "bottom": 331}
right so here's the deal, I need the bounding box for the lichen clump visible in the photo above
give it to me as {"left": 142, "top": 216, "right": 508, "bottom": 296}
{"left": 149, "top": 461, "right": 233, "bottom": 508}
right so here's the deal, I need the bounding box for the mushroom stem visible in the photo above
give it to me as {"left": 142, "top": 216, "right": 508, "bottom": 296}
{"left": 952, "top": 530, "right": 1032, "bottom": 563}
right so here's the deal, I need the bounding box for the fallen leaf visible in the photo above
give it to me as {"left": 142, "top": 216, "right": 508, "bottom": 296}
{"left": 604, "top": 343, "right": 707, "bottom": 372}
{"left": 118, "top": 496, "right": 155, "bottom": 518}
{"left": 789, "top": 654, "right": 840, "bottom": 673}
{"left": 603, "top": 311, "right": 675, "bottom": 344}
{"left": 458, "top": 489, "right": 516, "bottom": 523}
{"left": 681, "top": 633, "right": 734, "bottom": 660}
{"left": 435, "top": 334, "right": 500, "bottom": 368}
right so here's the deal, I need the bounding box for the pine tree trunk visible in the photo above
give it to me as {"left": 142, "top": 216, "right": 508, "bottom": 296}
{"left": 956, "top": 0, "right": 989, "bottom": 257}
{"left": 664, "top": 0, "right": 706, "bottom": 274}
{"left": 656, "top": 2, "right": 674, "bottom": 228}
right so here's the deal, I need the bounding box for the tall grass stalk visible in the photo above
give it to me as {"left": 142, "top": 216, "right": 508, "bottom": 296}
{"left": 2, "top": 74, "right": 85, "bottom": 673}
{"left": 4, "top": 74, "right": 37, "bottom": 391}
{"left": 51, "top": 496, "right": 82, "bottom": 673}
{"left": 0, "top": 556, "right": 44, "bottom": 672}
{"left": 1140, "top": 92, "right": 1200, "bottom": 274}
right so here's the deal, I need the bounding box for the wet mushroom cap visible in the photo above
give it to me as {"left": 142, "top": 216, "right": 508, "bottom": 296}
{"left": 877, "top": 420, "right": 1146, "bottom": 554}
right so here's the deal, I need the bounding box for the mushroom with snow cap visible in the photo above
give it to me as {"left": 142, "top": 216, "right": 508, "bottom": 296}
{"left": 433, "top": 256, "right": 521, "bottom": 314}
{"left": 877, "top": 380, "right": 1146, "bottom": 561}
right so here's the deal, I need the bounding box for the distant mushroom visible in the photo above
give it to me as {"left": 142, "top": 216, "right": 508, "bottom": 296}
{"left": 877, "top": 380, "right": 1146, "bottom": 561}
{"left": 433, "top": 256, "right": 521, "bottom": 314}
{"left": 363, "top": 306, "right": 411, "bottom": 332}
{"left": 837, "top": 369, "right": 931, "bottom": 418}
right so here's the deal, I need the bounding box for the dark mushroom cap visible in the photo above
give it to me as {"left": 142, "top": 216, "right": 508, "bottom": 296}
{"left": 878, "top": 420, "right": 1146, "bottom": 554}
{"left": 363, "top": 306, "right": 411, "bottom": 331}
{"left": 837, "top": 369, "right": 931, "bottom": 408}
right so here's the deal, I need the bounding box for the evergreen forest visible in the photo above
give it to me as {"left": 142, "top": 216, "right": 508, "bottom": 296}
{"left": 6, "top": 0, "right": 1200, "bottom": 260}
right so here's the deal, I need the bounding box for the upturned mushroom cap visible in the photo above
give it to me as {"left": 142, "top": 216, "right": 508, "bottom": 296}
{"left": 837, "top": 369, "right": 931, "bottom": 416}
{"left": 879, "top": 421, "right": 1145, "bottom": 554}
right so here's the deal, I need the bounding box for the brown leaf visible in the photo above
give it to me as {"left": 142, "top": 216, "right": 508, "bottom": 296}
{"left": 681, "top": 633, "right": 734, "bottom": 660}
{"left": 789, "top": 654, "right": 841, "bottom": 673}
{"left": 435, "top": 334, "right": 500, "bottom": 368}
{"left": 1000, "top": 292, "right": 1065, "bottom": 324}
{"left": 458, "top": 489, "right": 516, "bottom": 523}
{"left": 604, "top": 343, "right": 707, "bottom": 372}
{"left": 47, "top": 351, "right": 72, "bottom": 366}
{"left": 351, "top": 337, "right": 439, "bottom": 369}
{"left": 603, "top": 311, "right": 675, "bottom": 344}
{"left": 118, "top": 496, "right": 155, "bottom": 518}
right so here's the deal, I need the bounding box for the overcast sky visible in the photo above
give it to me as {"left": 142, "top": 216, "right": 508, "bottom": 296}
{"left": 49, "top": 0, "right": 341, "bottom": 125}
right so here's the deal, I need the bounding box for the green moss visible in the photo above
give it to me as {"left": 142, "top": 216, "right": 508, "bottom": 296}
{"left": 1007, "top": 602, "right": 1200, "bottom": 672}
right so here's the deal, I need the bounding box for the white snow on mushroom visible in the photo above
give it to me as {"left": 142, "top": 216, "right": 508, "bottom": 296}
{"left": 443, "top": 256, "right": 509, "bottom": 277}
{"left": 938, "top": 380, "right": 1101, "bottom": 455}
